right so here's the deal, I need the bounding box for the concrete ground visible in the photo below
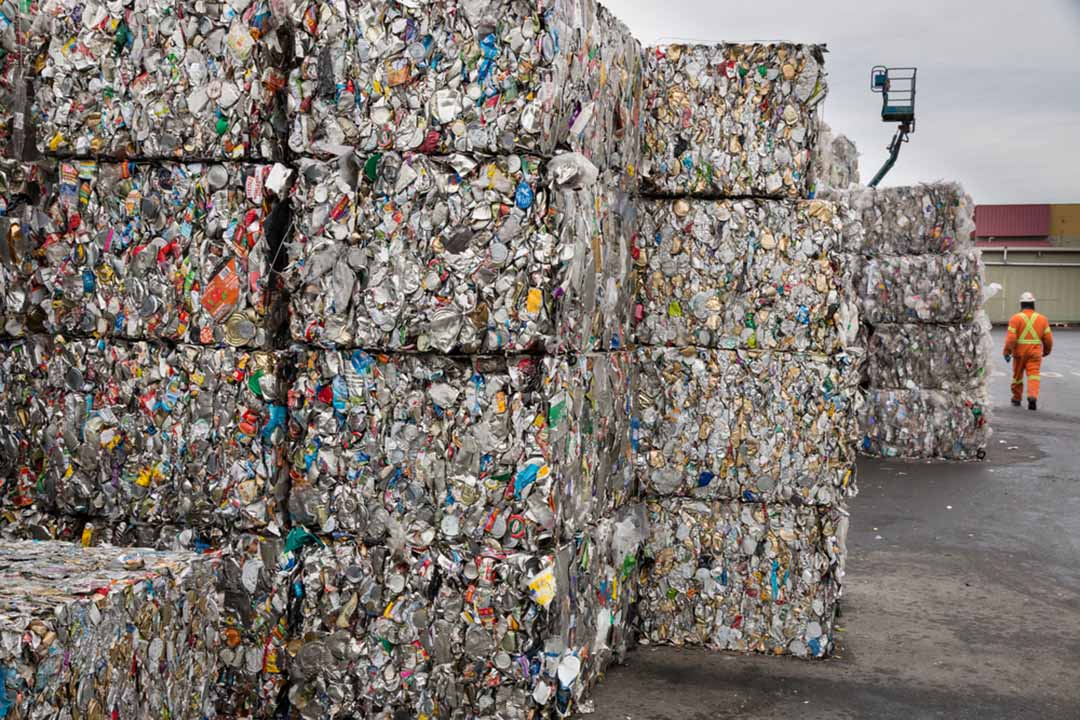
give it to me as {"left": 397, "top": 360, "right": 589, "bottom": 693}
{"left": 587, "top": 329, "right": 1080, "bottom": 719}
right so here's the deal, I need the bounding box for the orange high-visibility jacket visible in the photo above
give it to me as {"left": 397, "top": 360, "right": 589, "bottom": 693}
{"left": 1004, "top": 309, "right": 1053, "bottom": 357}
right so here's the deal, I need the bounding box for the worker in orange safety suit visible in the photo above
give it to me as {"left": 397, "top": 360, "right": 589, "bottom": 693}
{"left": 1003, "top": 291, "right": 1053, "bottom": 411}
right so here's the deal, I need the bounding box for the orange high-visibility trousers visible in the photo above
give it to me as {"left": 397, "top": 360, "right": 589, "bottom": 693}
{"left": 1011, "top": 346, "right": 1043, "bottom": 402}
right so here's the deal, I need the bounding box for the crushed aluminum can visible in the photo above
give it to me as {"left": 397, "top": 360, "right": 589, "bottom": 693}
{"left": 285, "top": 502, "right": 647, "bottom": 719}
{"left": 820, "top": 182, "right": 976, "bottom": 256}
{"left": 640, "top": 43, "right": 827, "bottom": 198}
{"left": 28, "top": 0, "right": 290, "bottom": 159}
{"left": 633, "top": 197, "right": 857, "bottom": 354}
{"left": 633, "top": 346, "right": 860, "bottom": 505}
{"left": 811, "top": 121, "right": 860, "bottom": 192}
{"left": 0, "top": 160, "right": 54, "bottom": 338}
{"left": 286, "top": 152, "right": 632, "bottom": 354}
{"left": 856, "top": 251, "right": 985, "bottom": 325}
{"left": 638, "top": 498, "right": 846, "bottom": 659}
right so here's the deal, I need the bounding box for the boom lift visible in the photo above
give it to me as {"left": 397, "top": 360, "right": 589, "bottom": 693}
{"left": 868, "top": 66, "right": 917, "bottom": 187}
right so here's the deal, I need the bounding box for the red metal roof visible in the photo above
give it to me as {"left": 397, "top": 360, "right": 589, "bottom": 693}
{"left": 974, "top": 204, "right": 1050, "bottom": 238}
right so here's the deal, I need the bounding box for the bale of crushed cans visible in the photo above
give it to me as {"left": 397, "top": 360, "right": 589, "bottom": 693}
{"left": 286, "top": 503, "right": 647, "bottom": 719}
{"left": 286, "top": 151, "right": 633, "bottom": 354}
{"left": 640, "top": 43, "right": 827, "bottom": 198}
{"left": 0, "top": 540, "right": 223, "bottom": 719}
{"left": 0, "top": 159, "right": 292, "bottom": 344}
{"left": 821, "top": 183, "right": 976, "bottom": 256}
{"left": 866, "top": 314, "right": 992, "bottom": 392}
{"left": 637, "top": 499, "right": 846, "bottom": 658}
{"left": 27, "top": 0, "right": 291, "bottom": 159}
{"left": 0, "top": 528, "right": 304, "bottom": 719}
{"left": 0, "top": 334, "right": 293, "bottom": 534}
{"left": 632, "top": 197, "right": 858, "bottom": 354}
{"left": 858, "top": 387, "right": 990, "bottom": 460}
{"left": 286, "top": 0, "right": 643, "bottom": 183}
{"left": 633, "top": 347, "right": 859, "bottom": 506}
{"left": 287, "top": 349, "right": 636, "bottom": 546}
{"left": 856, "top": 251, "right": 985, "bottom": 325}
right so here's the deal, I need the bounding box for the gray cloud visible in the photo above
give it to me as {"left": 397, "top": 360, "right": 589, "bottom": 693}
{"left": 607, "top": 0, "right": 1080, "bottom": 202}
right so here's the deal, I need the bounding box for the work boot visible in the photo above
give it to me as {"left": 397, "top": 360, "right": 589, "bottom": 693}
{"left": 1011, "top": 399, "right": 1021, "bottom": 406}
{"left": 1028, "top": 398, "right": 1037, "bottom": 411}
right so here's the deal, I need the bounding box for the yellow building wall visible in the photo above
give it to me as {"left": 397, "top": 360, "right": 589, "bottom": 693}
{"left": 1049, "top": 204, "right": 1080, "bottom": 246}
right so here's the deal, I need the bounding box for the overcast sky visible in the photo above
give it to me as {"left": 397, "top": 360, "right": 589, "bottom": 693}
{"left": 607, "top": 0, "right": 1080, "bottom": 204}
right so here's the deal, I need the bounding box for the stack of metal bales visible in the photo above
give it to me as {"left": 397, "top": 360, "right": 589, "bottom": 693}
{"left": 0, "top": 4, "right": 881, "bottom": 718}
{"left": 826, "top": 183, "right": 992, "bottom": 460}
{"left": 0, "top": 2, "right": 301, "bottom": 715}
{"left": 281, "top": 1, "right": 647, "bottom": 717}
{"left": 630, "top": 43, "right": 861, "bottom": 658}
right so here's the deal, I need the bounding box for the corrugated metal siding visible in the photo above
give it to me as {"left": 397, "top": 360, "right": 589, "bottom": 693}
{"left": 975, "top": 204, "right": 1050, "bottom": 238}
{"left": 983, "top": 255, "right": 1080, "bottom": 324}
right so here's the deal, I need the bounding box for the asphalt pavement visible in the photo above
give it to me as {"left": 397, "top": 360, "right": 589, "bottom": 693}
{"left": 585, "top": 329, "right": 1080, "bottom": 720}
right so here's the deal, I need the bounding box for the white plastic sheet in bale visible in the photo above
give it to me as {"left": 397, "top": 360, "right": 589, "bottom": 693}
{"left": 29, "top": 0, "right": 290, "bottom": 159}
{"left": 286, "top": 0, "right": 644, "bottom": 181}
{"left": 287, "top": 151, "right": 632, "bottom": 354}
{"left": 633, "top": 197, "right": 857, "bottom": 354}
{"left": 634, "top": 347, "right": 859, "bottom": 505}
{"left": 288, "top": 349, "right": 635, "bottom": 548}
{"left": 858, "top": 387, "right": 990, "bottom": 460}
{"left": 286, "top": 503, "right": 647, "bottom": 719}
{"left": 866, "top": 314, "right": 992, "bottom": 392}
{"left": 640, "top": 43, "right": 827, "bottom": 198}
{"left": 858, "top": 251, "right": 985, "bottom": 324}
{"left": 638, "top": 499, "right": 846, "bottom": 658}
{"left": 821, "top": 183, "right": 976, "bottom": 256}
{"left": 0, "top": 540, "right": 222, "bottom": 719}
{"left": 811, "top": 121, "right": 859, "bottom": 191}
{"left": 9, "top": 160, "right": 293, "bottom": 344}
{"left": 0, "top": 335, "right": 293, "bottom": 533}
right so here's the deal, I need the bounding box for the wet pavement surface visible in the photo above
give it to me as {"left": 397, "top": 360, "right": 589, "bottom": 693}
{"left": 586, "top": 330, "right": 1080, "bottom": 719}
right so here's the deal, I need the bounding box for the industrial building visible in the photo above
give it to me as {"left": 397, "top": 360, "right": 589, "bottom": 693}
{"left": 976, "top": 203, "right": 1080, "bottom": 323}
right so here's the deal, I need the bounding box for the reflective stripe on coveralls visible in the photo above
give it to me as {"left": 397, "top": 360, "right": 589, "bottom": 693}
{"left": 1017, "top": 312, "right": 1045, "bottom": 345}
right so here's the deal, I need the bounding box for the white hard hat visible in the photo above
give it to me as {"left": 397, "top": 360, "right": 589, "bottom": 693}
{"left": 1020, "top": 291, "right": 1036, "bottom": 303}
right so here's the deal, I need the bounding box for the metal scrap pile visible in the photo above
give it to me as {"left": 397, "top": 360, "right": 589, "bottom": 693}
{"left": 0, "top": 2, "right": 884, "bottom": 716}
{"left": 824, "top": 183, "right": 991, "bottom": 460}
{"left": 632, "top": 43, "right": 855, "bottom": 660}
{"left": 1, "top": 0, "right": 301, "bottom": 715}
{"left": 277, "top": 0, "right": 649, "bottom": 715}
